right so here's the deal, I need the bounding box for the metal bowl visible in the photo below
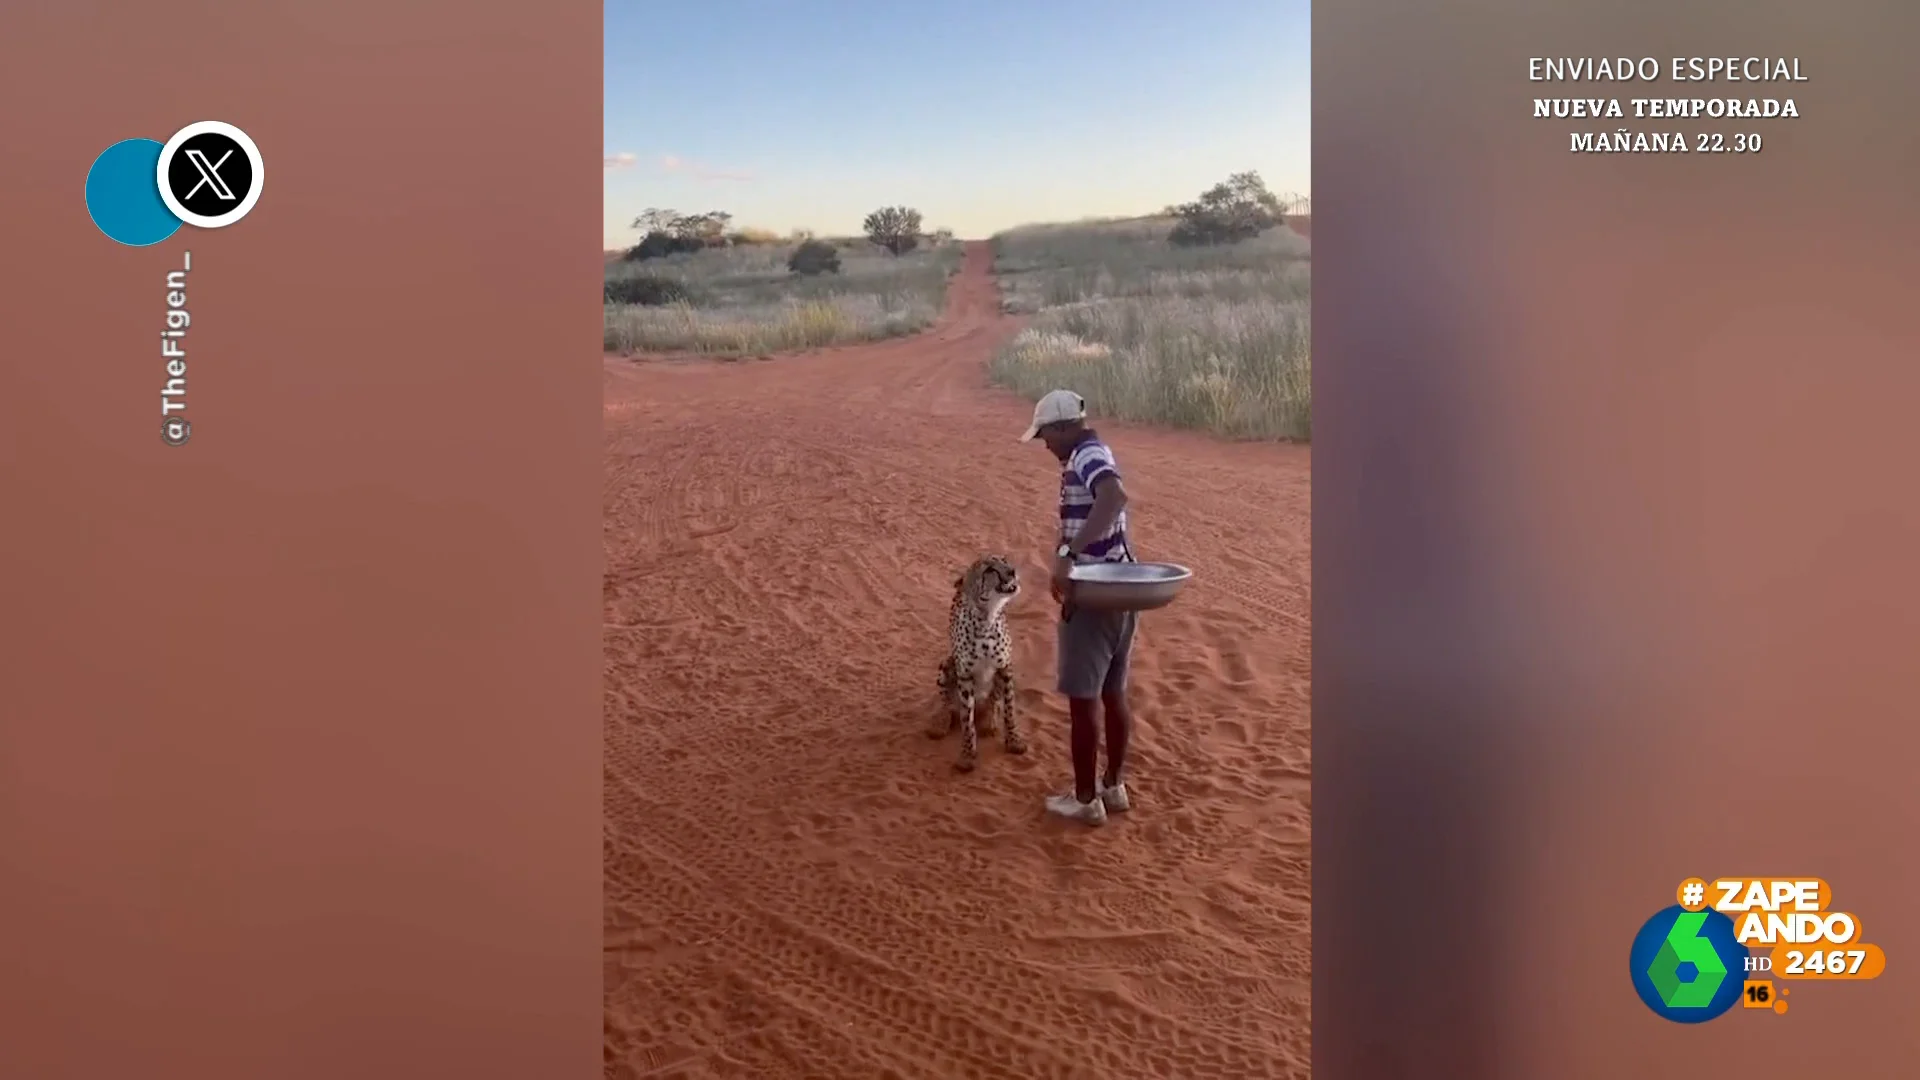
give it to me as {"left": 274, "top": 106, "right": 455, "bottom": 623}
{"left": 1067, "top": 561, "right": 1193, "bottom": 612}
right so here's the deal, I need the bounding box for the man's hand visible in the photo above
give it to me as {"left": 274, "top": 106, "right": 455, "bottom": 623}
{"left": 1050, "top": 554, "right": 1075, "bottom": 602}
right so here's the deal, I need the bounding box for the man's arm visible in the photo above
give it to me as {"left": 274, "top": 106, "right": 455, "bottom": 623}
{"left": 1070, "top": 475, "right": 1128, "bottom": 557}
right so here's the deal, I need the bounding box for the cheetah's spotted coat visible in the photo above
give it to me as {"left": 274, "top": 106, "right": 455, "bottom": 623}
{"left": 931, "top": 554, "right": 1025, "bottom": 771}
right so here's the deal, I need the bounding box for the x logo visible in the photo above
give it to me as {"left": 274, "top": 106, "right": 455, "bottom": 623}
{"left": 181, "top": 148, "right": 237, "bottom": 201}
{"left": 157, "top": 120, "right": 264, "bottom": 229}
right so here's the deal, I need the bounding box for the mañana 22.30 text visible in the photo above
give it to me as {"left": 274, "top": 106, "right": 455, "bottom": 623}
{"left": 1572, "top": 130, "right": 1765, "bottom": 154}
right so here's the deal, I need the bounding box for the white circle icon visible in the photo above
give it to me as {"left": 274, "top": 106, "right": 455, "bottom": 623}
{"left": 156, "top": 120, "right": 265, "bottom": 229}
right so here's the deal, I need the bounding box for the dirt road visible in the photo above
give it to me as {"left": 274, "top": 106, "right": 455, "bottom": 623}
{"left": 603, "top": 243, "right": 1311, "bottom": 1078}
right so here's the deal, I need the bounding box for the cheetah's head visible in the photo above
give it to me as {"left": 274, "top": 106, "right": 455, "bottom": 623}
{"left": 960, "top": 554, "right": 1020, "bottom": 606}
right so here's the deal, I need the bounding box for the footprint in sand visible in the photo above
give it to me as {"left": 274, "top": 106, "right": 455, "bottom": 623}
{"left": 1212, "top": 718, "right": 1252, "bottom": 745}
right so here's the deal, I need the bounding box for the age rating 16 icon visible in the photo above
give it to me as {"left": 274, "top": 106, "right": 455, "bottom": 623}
{"left": 85, "top": 121, "right": 265, "bottom": 247}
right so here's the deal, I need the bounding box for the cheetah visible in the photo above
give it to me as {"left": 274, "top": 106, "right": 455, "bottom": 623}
{"left": 930, "top": 554, "right": 1026, "bottom": 771}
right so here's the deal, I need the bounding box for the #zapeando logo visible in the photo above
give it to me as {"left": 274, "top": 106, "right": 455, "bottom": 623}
{"left": 1628, "top": 904, "right": 1748, "bottom": 1022}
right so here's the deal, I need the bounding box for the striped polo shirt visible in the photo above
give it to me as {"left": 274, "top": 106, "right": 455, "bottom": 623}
{"left": 1059, "top": 431, "right": 1134, "bottom": 563}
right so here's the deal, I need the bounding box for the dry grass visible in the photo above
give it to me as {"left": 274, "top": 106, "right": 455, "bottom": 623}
{"left": 988, "top": 217, "right": 1311, "bottom": 440}
{"left": 604, "top": 239, "right": 963, "bottom": 356}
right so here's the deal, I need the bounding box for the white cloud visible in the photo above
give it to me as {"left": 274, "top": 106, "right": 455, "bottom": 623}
{"left": 659, "top": 153, "right": 753, "bottom": 183}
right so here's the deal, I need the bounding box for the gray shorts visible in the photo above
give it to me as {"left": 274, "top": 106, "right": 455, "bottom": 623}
{"left": 1057, "top": 605, "right": 1138, "bottom": 699}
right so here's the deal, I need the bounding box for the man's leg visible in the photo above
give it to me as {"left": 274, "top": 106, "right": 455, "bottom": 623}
{"left": 1100, "top": 690, "right": 1132, "bottom": 789}
{"left": 1048, "top": 608, "right": 1114, "bottom": 825}
{"left": 1098, "top": 610, "right": 1138, "bottom": 810}
{"left": 1068, "top": 697, "right": 1100, "bottom": 803}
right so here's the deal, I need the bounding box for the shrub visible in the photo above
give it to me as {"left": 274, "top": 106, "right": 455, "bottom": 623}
{"left": 604, "top": 273, "right": 693, "bottom": 306}
{"left": 624, "top": 210, "right": 736, "bottom": 260}
{"left": 602, "top": 242, "right": 960, "bottom": 354}
{"left": 787, "top": 238, "right": 842, "bottom": 276}
{"left": 987, "top": 218, "right": 1311, "bottom": 440}
{"left": 625, "top": 230, "right": 699, "bottom": 261}
{"left": 1166, "top": 171, "right": 1285, "bottom": 248}
{"left": 863, "top": 205, "right": 923, "bottom": 255}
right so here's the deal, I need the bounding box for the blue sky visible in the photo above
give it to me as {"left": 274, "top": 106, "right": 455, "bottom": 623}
{"left": 604, "top": 0, "right": 1310, "bottom": 246}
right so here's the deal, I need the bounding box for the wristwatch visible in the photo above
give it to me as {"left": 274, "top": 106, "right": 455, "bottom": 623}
{"left": 1056, "top": 542, "right": 1074, "bottom": 560}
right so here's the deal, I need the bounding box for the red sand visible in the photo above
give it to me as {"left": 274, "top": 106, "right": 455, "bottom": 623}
{"left": 603, "top": 243, "right": 1310, "bottom": 1078}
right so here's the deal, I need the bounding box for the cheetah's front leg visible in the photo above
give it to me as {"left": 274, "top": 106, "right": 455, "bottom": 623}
{"left": 928, "top": 657, "right": 960, "bottom": 738}
{"left": 996, "top": 667, "right": 1026, "bottom": 755}
{"left": 954, "top": 681, "right": 980, "bottom": 772}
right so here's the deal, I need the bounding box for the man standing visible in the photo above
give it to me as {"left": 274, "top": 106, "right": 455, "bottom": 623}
{"left": 1019, "top": 389, "right": 1137, "bottom": 826}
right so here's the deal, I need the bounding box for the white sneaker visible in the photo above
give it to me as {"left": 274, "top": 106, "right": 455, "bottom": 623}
{"left": 1098, "top": 780, "right": 1131, "bottom": 813}
{"left": 1045, "top": 791, "right": 1108, "bottom": 826}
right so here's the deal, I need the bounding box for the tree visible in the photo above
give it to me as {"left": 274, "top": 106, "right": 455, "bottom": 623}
{"left": 623, "top": 209, "right": 737, "bottom": 260}
{"left": 631, "top": 207, "right": 681, "bottom": 235}
{"left": 680, "top": 211, "right": 732, "bottom": 247}
{"left": 787, "top": 238, "right": 841, "bottom": 276}
{"left": 863, "top": 206, "right": 923, "bottom": 255}
{"left": 1166, "top": 171, "right": 1284, "bottom": 247}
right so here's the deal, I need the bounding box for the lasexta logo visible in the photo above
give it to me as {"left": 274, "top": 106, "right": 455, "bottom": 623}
{"left": 1628, "top": 905, "right": 1748, "bottom": 1022}
{"left": 1647, "top": 911, "right": 1728, "bottom": 1007}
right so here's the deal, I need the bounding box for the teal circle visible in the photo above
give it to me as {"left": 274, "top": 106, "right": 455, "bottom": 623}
{"left": 85, "top": 139, "right": 182, "bottom": 247}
